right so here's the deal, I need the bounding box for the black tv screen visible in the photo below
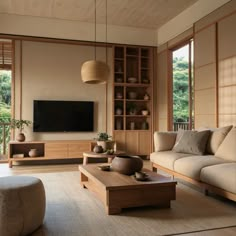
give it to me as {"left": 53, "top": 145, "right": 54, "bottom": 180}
{"left": 33, "top": 100, "right": 94, "bottom": 132}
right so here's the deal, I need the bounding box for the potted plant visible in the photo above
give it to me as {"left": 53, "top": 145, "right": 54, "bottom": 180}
{"left": 11, "top": 119, "right": 32, "bottom": 142}
{"left": 95, "top": 132, "right": 114, "bottom": 151}
{"left": 127, "top": 103, "right": 137, "bottom": 115}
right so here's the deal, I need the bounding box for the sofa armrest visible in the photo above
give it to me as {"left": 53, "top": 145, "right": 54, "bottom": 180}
{"left": 153, "top": 131, "right": 177, "bottom": 152}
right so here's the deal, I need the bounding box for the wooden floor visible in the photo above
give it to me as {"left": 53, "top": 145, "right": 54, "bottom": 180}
{"left": 0, "top": 160, "right": 236, "bottom": 236}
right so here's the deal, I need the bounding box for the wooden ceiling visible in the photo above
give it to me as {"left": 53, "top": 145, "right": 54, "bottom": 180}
{"left": 0, "top": 0, "right": 198, "bottom": 29}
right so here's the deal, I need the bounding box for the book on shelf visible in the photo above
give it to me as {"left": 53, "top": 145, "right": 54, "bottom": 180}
{"left": 12, "top": 154, "right": 24, "bottom": 158}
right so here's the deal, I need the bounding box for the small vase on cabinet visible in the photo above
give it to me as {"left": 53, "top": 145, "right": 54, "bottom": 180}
{"left": 16, "top": 133, "right": 25, "bottom": 142}
{"left": 29, "top": 149, "right": 39, "bottom": 157}
{"left": 116, "top": 108, "right": 123, "bottom": 115}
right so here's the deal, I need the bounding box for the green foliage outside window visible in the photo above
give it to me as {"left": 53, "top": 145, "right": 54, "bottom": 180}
{"left": 0, "top": 71, "right": 11, "bottom": 155}
{"left": 173, "top": 57, "right": 190, "bottom": 122}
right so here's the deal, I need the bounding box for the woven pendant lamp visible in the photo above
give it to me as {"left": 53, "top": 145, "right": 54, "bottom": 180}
{"left": 81, "top": 0, "right": 109, "bottom": 84}
{"left": 81, "top": 60, "right": 109, "bottom": 84}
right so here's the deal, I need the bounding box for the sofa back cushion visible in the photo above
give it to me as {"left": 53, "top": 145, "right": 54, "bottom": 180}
{"left": 206, "top": 125, "right": 232, "bottom": 154}
{"left": 154, "top": 132, "right": 177, "bottom": 152}
{"left": 215, "top": 127, "right": 236, "bottom": 161}
{"left": 172, "top": 130, "right": 210, "bottom": 155}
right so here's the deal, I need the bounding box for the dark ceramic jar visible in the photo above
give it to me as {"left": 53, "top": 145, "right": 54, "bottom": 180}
{"left": 111, "top": 155, "right": 143, "bottom": 175}
{"left": 93, "top": 145, "right": 104, "bottom": 153}
{"left": 16, "top": 133, "right": 25, "bottom": 142}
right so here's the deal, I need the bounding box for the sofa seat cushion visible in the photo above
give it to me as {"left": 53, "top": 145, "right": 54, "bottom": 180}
{"left": 150, "top": 151, "right": 191, "bottom": 170}
{"left": 174, "top": 155, "right": 228, "bottom": 180}
{"left": 200, "top": 163, "right": 236, "bottom": 194}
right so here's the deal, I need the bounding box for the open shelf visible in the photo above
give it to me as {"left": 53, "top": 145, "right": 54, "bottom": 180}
{"left": 112, "top": 45, "right": 154, "bottom": 155}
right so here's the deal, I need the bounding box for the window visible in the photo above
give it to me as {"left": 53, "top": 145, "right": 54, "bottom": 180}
{"left": 0, "top": 40, "right": 12, "bottom": 159}
{"left": 169, "top": 39, "right": 194, "bottom": 131}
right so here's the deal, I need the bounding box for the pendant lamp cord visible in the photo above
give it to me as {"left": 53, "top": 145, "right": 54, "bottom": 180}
{"left": 94, "top": 0, "right": 97, "bottom": 60}
{"left": 105, "top": 0, "right": 108, "bottom": 64}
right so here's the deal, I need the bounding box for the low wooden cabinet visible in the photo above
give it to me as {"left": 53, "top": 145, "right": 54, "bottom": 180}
{"left": 8, "top": 140, "right": 93, "bottom": 168}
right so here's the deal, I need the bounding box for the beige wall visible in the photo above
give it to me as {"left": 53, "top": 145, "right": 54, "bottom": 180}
{"left": 14, "top": 40, "right": 113, "bottom": 141}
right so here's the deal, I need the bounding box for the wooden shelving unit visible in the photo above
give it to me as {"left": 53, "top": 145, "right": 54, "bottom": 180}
{"left": 113, "top": 45, "right": 154, "bottom": 156}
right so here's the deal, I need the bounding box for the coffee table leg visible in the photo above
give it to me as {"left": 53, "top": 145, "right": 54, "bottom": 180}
{"left": 106, "top": 206, "right": 122, "bottom": 215}
{"left": 107, "top": 157, "right": 113, "bottom": 163}
{"left": 83, "top": 155, "right": 88, "bottom": 165}
{"left": 80, "top": 171, "right": 88, "bottom": 188}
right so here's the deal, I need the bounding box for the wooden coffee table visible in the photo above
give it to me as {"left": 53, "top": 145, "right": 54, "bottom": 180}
{"left": 82, "top": 150, "right": 125, "bottom": 165}
{"left": 78, "top": 164, "right": 177, "bottom": 215}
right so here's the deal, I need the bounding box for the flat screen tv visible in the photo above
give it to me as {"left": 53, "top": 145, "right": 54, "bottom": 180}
{"left": 33, "top": 100, "right": 94, "bottom": 132}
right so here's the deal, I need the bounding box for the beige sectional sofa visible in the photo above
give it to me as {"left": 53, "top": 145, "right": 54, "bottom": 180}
{"left": 150, "top": 126, "right": 236, "bottom": 201}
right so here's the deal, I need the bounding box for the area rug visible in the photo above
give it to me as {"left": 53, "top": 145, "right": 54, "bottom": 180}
{"left": 24, "top": 171, "right": 236, "bottom": 236}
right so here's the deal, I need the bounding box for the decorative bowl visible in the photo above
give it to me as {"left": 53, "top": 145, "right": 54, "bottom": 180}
{"left": 116, "top": 78, "right": 123, "bottom": 83}
{"left": 142, "top": 110, "right": 148, "bottom": 116}
{"left": 128, "top": 91, "right": 137, "bottom": 99}
{"left": 111, "top": 155, "right": 143, "bottom": 175}
{"left": 116, "top": 93, "right": 123, "bottom": 99}
{"left": 127, "top": 77, "right": 137, "bottom": 83}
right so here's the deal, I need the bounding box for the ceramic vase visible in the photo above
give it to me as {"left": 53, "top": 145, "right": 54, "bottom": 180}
{"left": 97, "top": 141, "right": 115, "bottom": 151}
{"left": 16, "top": 133, "right": 25, "bottom": 142}
{"left": 29, "top": 149, "right": 39, "bottom": 157}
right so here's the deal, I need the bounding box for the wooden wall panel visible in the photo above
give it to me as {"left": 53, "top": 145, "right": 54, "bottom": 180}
{"left": 194, "top": 25, "right": 217, "bottom": 128}
{"left": 219, "top": 115, "right": 236, "bottom": 127}
{"left": 195, "top": 89, "right": 216, "bottom": 116}
{"left": 218, "top": 13, "right": 236, "bottom": 126}
{"left": 218, "top": 13, "right": 236, "bottom": 59}
{"left": 195, "top": 115, "right": 217, "bottom": 128}
{"left": 194, "top": 25, "right": 216, "bottom": 68}
{"left": 157, "top": 50, "right": 168, "bottom": 131}
{"left": 194, "top": 63, "right": 216, "bottom": 90}
{"left": 219, "top": 86, "right": 236, "bottom": 114}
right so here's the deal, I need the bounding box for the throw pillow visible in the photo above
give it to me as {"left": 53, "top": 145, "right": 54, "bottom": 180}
{"left": 154, "top": 132, "right": 177, "bottom": 151}
{"left": 172, "top": 130, "right": 210, "bottom": 155}
{"left": 206, "top": 125, "right": 233, "bottom": 154}
{"left": 215, "top": 127, "right": 236, "bottom": 161}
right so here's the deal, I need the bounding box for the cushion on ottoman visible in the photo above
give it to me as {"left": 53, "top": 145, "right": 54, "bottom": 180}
{"left": 0, "top": 176, "right": 46, "bottom": 236}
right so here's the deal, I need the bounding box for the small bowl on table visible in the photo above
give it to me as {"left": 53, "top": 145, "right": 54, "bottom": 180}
{"left": 98, "top": 164, "right": 111, "bottom": 171}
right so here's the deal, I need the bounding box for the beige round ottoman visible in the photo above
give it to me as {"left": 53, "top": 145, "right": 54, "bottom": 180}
{"left": 0, "top": 176, "right": 46, "bottom": 236}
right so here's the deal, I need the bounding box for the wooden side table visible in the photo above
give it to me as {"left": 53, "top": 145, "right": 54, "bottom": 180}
{"left": 82, "top": 151, "right": 125, "bottom": 165}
